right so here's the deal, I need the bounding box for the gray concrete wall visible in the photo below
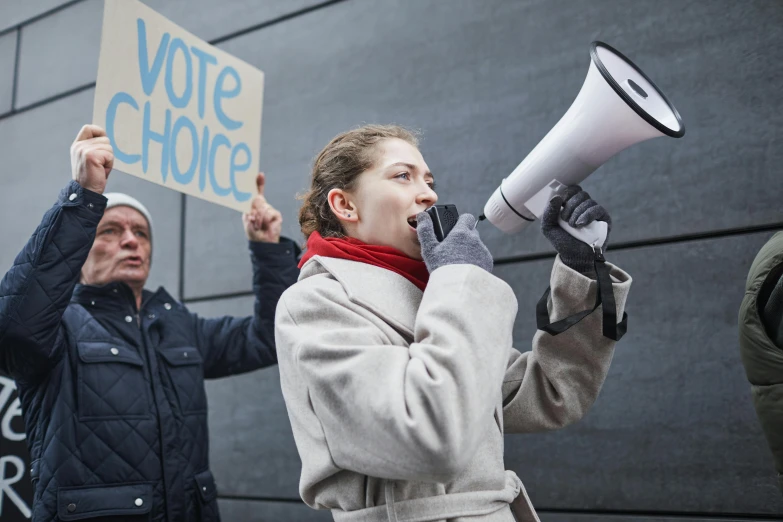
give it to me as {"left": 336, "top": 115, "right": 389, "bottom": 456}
{"left": 0, "top": 0, "right": 781, "bottom": 520}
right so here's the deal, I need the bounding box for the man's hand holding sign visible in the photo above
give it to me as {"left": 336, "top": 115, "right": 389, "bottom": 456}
{"left": 244, "top": 173, "right": 282, "bottom": 243}
{"left": 70, "top": 124, "right": 114, "bottom": 194}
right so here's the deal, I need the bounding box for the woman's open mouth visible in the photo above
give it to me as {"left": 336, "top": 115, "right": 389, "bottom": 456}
{"left": 407, "top": 216, "right": 418, "bottom": 230}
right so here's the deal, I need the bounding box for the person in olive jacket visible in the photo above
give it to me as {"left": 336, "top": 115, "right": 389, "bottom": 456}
{"left": 0, "top": 124, "right": 300, "bottom": 521}
{"left": 739, "top": 231, "right": 783, "bottom": 495}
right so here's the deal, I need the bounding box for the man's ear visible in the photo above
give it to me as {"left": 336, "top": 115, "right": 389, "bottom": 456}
{"left": 327, "top": 188, "right": 358, "bottom": 223}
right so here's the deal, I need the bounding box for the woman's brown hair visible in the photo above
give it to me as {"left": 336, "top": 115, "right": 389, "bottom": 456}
{"left": 298, "top": 124, "right": 419, "bottom": 239}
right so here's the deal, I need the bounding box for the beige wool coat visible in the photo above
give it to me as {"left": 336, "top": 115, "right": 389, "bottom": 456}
{"left": 275, "top": 255, "right": 632, "bottom": 521}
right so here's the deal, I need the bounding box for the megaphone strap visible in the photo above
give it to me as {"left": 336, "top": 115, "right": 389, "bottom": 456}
{"left": 535, "top": 257, "right": 628, "bottom": 341}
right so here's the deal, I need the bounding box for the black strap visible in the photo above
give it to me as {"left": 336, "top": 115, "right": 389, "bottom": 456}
{"left": 536, "top": 252, "right": 627, "bottom": 341}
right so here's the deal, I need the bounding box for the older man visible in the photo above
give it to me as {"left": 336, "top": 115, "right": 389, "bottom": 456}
{"left": 0, "top": 125, "right": 299, "bottom": 521}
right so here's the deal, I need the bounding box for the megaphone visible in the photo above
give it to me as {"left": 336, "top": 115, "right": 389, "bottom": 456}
{"left": 483, "top": 41, "right": 685, "bottom": 248}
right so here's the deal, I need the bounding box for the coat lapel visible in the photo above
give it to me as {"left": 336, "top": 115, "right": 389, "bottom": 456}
{"left": 301, "top": 256, "right": 422, "bottom": 338}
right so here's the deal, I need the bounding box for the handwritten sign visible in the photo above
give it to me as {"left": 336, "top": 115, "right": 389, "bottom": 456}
{"left": 93, "top": 0, "right": 265, "bottom": 212}
{"left": 0, "top": 376, "right": 31, "bottom": 520}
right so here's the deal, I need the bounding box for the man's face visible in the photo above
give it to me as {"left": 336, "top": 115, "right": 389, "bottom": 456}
{"left": 81, "top": 206, "right": 151, "bottom": 288}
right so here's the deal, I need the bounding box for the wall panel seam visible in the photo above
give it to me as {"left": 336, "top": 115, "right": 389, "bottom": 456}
{"left": 0, "top": 0, "right": 88, "bottom": 39}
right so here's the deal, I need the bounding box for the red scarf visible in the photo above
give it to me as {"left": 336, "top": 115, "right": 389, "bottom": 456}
{"left": 298, "top": 232, "right": 429, "bottom": 291}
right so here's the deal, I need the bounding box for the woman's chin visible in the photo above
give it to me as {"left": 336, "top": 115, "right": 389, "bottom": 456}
{"left": 407, "top": 244, "right": 423, "bottom": 261}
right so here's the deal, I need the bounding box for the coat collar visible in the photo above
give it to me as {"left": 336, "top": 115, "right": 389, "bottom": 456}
{"left": 71, "top": 281, "right": 172, "bottom": 313}
{"left": 300, "top": 256, "right": 423, "bottom": 337}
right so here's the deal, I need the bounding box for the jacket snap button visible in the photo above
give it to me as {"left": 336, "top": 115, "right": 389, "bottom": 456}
{"left": 90, "top": 300, "right": 95, "bottom": 306}
{"left": 125, "top": 315, "right": 133, "bottom": 323}
{"left": 202, "top": 486, "right": 207, "bottom": 492}
{"left": 110, "top": 348, "right": 119, "bottom": 355}
{"left": 183, "top": 352, "right": 188, "bottom": 358}
{"left": 88, "top": 202, "right": 94, "bottom": 209}
{"left": 67, "top": 503, "right": 77, "bottom": 512}
{"left": 148, "top": 314, "right": 155, "bottom": 319}
{"left": 164, "top": 303, "right": 172, "bottom": 310}
{"left": 68, "top": 193, "right": 77, "bottom": 201}
{"left": 135, "top": 498, "right": 143, "bottom": 507}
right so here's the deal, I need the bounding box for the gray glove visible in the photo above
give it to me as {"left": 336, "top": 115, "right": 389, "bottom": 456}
{"left": 542, "top": 185, "right": 612, "bottom": 274}
{"left": 417, "top": 211, "right": 493, "bottom": 274}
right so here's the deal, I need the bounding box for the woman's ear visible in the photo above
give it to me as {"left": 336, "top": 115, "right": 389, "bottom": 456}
{"left": 327, "top": 188, "right": 358, "bottom": 223}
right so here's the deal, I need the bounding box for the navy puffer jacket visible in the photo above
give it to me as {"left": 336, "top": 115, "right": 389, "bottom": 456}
{"left": 0, "top": 181, "right": 300, "bottom": 521}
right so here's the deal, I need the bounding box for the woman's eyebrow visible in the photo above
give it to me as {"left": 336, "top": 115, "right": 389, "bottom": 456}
{"left": 386, "top": 162, "right": 434, "bottom": 179}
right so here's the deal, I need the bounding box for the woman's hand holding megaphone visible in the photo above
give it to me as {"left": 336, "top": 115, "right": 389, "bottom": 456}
{"left": 542, "top": 186, "right": 612, "bottom": 275}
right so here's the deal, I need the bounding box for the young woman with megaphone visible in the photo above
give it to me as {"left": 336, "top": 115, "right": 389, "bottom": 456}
{"left": 273, "top": 124, "right": 632, "bottom": 522}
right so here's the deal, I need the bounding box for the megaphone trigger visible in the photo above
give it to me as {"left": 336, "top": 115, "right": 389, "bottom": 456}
{"left": 557, "top": 218, "right": 608, "bottom": 250}
{"left": 524, "top": 179, "right": 608, "bottom": 248}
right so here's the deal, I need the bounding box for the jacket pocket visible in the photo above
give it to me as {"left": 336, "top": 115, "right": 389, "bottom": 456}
{"left": 194, "top": 469, "right": 221, "bottom": 522}
{"left": 57, "top": 482, "right": 153, "bottom": 521}
{"left": 159, "top": 347, "right": 208, "bottom": 415}
{"left": 77, "top": 341, "right": 150, "bottom": 421}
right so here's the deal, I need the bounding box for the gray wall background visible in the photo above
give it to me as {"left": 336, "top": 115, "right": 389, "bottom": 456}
{"left": 0, "top": 0, "right": 781, "bottom": 520}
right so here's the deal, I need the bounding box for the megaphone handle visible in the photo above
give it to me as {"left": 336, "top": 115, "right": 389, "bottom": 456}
{"left": 557, "top": 218, "right": 608, "bottom": 249}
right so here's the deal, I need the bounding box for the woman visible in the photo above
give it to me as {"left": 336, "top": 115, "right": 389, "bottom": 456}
{"left": 275, "top": 125, "right": 632, "bottom": 521}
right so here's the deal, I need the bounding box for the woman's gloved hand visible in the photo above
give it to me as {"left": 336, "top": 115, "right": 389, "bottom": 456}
{"left": 417, "top": 212, "right": 493, "bottom": 274}
{"left": 542, "top": 185, "right": 612, "bottom": 275}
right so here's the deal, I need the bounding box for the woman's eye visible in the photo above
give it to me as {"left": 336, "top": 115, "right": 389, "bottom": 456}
{"left": 395, "top": 172, "right": 410, "bottom": 181}
{"left": 427, "top": 182, "right": 437, "bottom": 190}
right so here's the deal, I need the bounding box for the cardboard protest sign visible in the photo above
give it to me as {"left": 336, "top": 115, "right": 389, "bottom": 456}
{"left": 93, "top": 0, "right": 264, "bottom": 212}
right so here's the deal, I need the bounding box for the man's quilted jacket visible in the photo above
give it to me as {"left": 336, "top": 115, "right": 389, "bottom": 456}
{"left": 0, "top": 181, "right": 300, "bottom": 521}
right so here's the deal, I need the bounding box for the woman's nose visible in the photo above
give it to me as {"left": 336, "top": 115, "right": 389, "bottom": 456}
{"left": 417, "top": 185, "right": 438, "bottom": 206}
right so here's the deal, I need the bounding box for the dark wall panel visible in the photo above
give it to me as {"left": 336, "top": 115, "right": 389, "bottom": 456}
{"left": 0, "top": 0, "right": 72, "bottom": 33}
{"left": 15, "top": 0, "right": 101, "bottom": 109}
{"left": 144, "top": 0, "right": 327, "bottom": 42}
{"left": 0, "top": 31, "right": 17, "bottom": 114}
{"left": 495, "top": 232, "right": 783, "bottom": 514}
{"left": 184, "top": 0, "right": 783, "bottom": 297}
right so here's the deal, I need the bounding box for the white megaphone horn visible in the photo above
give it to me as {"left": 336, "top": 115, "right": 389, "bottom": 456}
{"left": 483, "top": 41, "right": 685, "bottom": 248}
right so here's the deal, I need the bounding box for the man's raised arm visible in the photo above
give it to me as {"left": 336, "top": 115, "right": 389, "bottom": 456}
{"left": 0, "top": 125, "right": 113, "bottom": 380}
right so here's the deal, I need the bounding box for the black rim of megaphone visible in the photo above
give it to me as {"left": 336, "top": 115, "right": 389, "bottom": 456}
{"left": 590, "top": 41, "right": 685, "bottom": 138}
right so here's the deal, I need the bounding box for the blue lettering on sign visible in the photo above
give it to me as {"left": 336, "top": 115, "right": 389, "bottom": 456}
{"left": 142, "top": 101, "right": 171, "bottom": 181}
{"left": 190, "top": 46, "right": 217, "bottom": 120}
{"left": 106, "top": 92, "right": 141, "bottom": 164}
{"left": 230, "top": 143, "right": 253, "bottom": 202}
{"left": 165, "top": 38, "right": 193, "bottom": 109}
{"left": 105, "top": 16, "right": 254, "bottom": 203}
{"left": 209, "top": 133, "right": 233, "bottom": 197}
{"left": 171, "top": 115, "right": 199, "bottom": 184}
{"left": 137, "top": 19, "right": 169, "bottom": 96}
{"left": 214, "top": 66, "right": 243, "bottom": 130}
